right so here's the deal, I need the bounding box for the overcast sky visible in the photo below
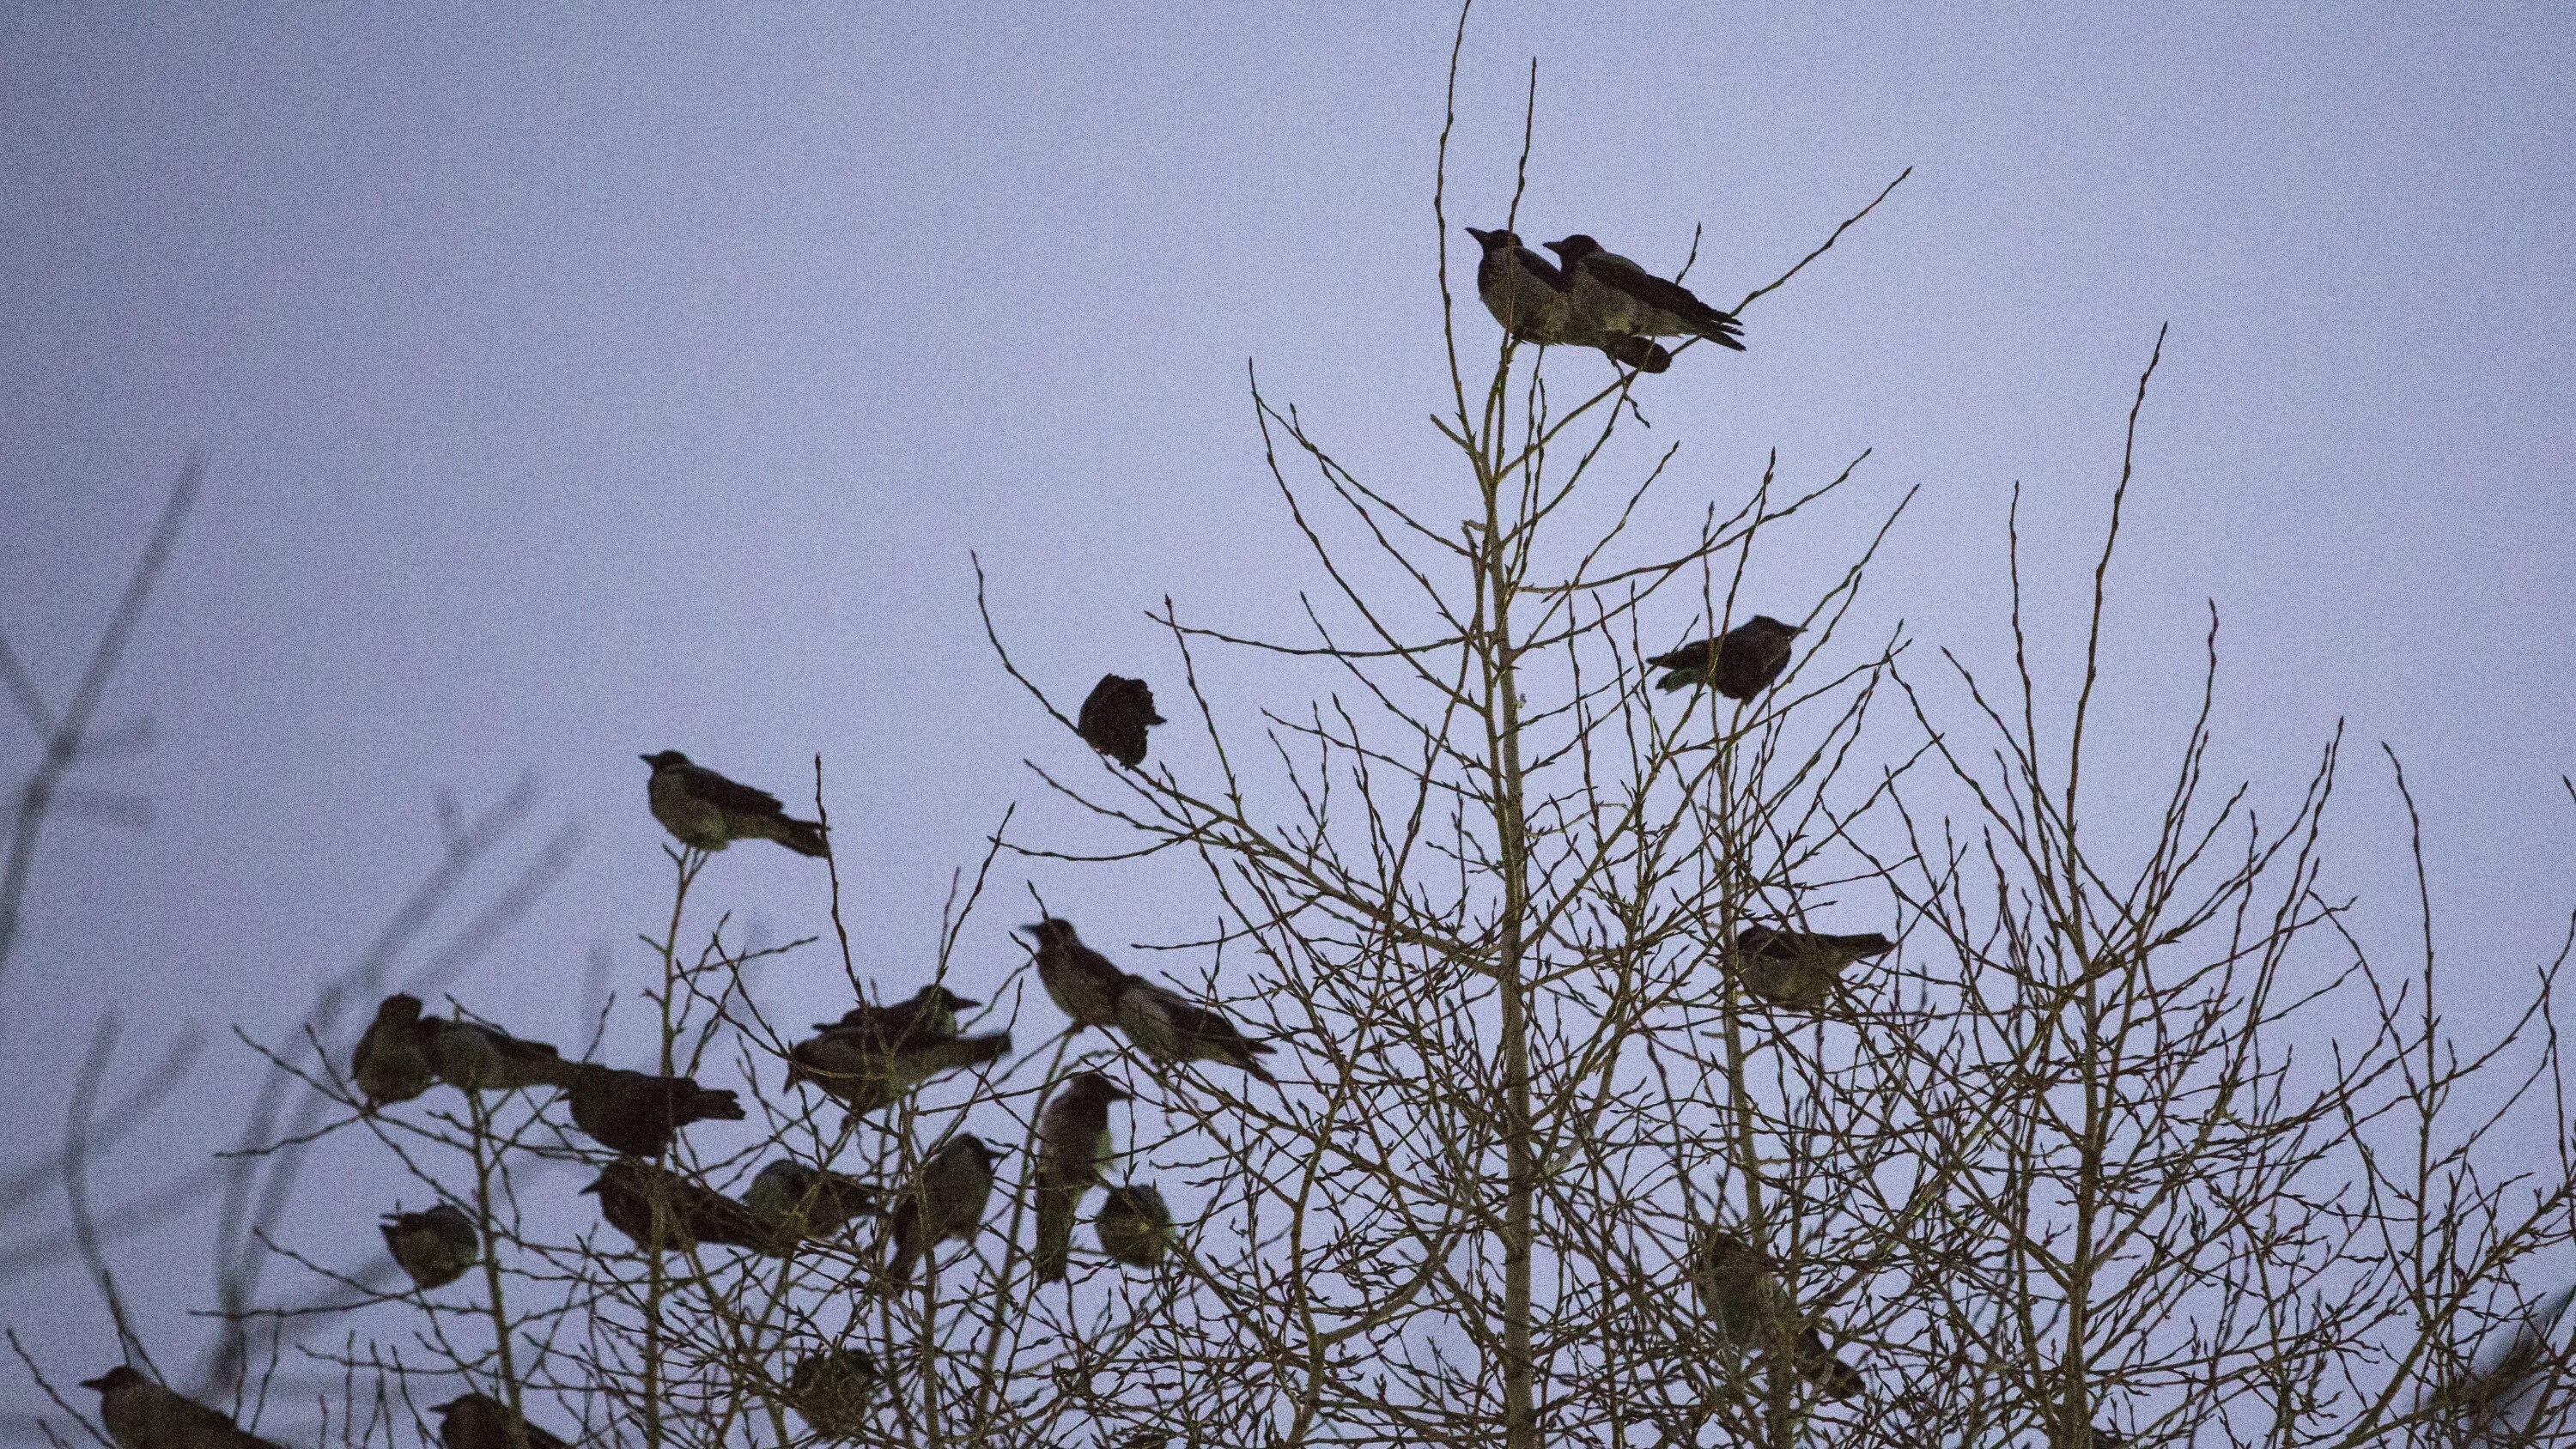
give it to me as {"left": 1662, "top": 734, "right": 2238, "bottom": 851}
{"left": 4, "top": 1, "right": 2573, "bottom": 1429}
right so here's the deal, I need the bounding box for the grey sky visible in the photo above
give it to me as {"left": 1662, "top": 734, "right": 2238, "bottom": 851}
{"left": 3, "top": 0, "right": 2573, "bottom": 1424}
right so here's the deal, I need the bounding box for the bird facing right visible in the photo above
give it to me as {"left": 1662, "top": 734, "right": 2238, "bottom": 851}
{"left": 1078, "top": 674, "right": 1167, "bottom": 767}
{"left": 1649, "top": 615, "right": 1802, "bottom": 700}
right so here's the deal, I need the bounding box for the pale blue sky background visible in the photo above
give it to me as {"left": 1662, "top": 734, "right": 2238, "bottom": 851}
{"left": 3, "top": 1, "right": 2573, "bottom": 1433}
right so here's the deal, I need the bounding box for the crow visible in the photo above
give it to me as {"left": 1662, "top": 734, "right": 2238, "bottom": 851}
{"left": 564, "top": 1063, "right": 744, "bottom": 1157}
{"left": 352, "top": 993, "right": 437, "bottom": 1108}
{"left": 1078, "top": 675, "right": 1167, "bottom": 767}
{"left": 1691, "top": 1227, "right": 1862, "bottom": 1399}
{"left": 884, "top": 1135, "right": 998, "bottom": 1282}
{"left": 1648, "top": 616, "right": 1802, "bottom": 699}
{"left": 1464, "top": 227, "right": 1673, "bottom": 372}
{"left": 1034, "top": 1071, "right": 1131, "bottom": 1282}
{"left": 1095, "top": 1184, "right": 1176, "bottom": 1270}
{"left": 81, "top": 1367, "right": 284, "bottom": 1449}
{"left": 382, "top": 1203, "right": 479, "bottom": 1290}
{"left": 1728, "top": 925, "right": 1895, "bottom": 1012}
{"left": 1544, "top": 234, "right": 1746, "bottom": 350}
{"left": 641, "top": 750, "right": 828, "bottom": 856}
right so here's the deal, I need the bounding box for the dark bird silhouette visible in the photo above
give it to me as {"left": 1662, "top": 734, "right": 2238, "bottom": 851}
{"left": 1728, "top": 925, "right": 1895, "bottom": 1012}
{"left": 1464, "top": 227, "right": 1673, "bottom": 372}
{"left": 429, "top": 1018, "right": 580, "bottom": 1095}
{"left": 1034, "top": 1071, "right": 1131, "bottom": 1282}
{"left": 382, "top": 1203, "right": 479, "bottom": 1290}
{"left": 1023, "top": 918, "right": 1131, "bottom": 1032}
{"left": 784, "top": 1349, "right": 881, "bottom": 1439}
{"left": 641, "top": 750, "right": 828, "bottom": 857}
{"left": 786, "top": 1010, "right": 1012, "bottom": 1118}
{"left": 1690, "top": 1227, "right": 1862, "bottom": 1400}
{"left": 1078, "top": 675, "right": 1167, "bottom": 768}
{"left": 884, "top": 1134, "right": 998, "bottom": 1282}
{"left": 431, "top": 1393, "right": 571, "bottom": 1449}
{"left": 1115, "top": 977, "right": 1277, "bottom": 1082}
{"left": 81, "top": 1367, "right": 284, "bottom": 1449}
{"left": 1544, "top": 234, "right": 1747, "bottom": 351}
{"left": 564, "top": 1063, "right": 744, "bottom": 1157}
{"left": 352, "top": 993, "right": 437, "bottom": 1108}
{"left": 1648, "top": 616, "right": 1802, "bottom": 699}
{"left": 582, "top": 1158, "right": 790, "bottom": 1256}
{"left": 742, "top": 1161, "right": 883, "bottom": 1243}
{"left": 1095, "top": 1184, "right": 1176, "bottom": 1270}
{"left": 823, "top": 984, "right": 979, "bottom": 1043}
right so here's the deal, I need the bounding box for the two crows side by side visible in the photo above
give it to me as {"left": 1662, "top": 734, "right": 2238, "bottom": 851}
{"left": 1466, "top": 226, "right": 1745, "bottom": 374}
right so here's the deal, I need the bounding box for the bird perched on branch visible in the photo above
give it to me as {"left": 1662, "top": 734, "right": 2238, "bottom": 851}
{"left": 1115, "top": 977, "right": 1278, "bottom": 1082}
{"left": 1464, "top": 227, "right": 1673, "bottom": 373}
{"left": 824, "top": 984, "right": 979, "bottom": 1043}
{"left": 1095, "top": 1184, "right": 1176, "bottom": 1270}
{"left": 1649, "top": 616, "right": 1802, "bottom": 699}
{"left": 1034, "top": 1071, "right": 1131, "bottom": 1282}
{"left": 641, "top": 750, "right": 828, "bottom": 857}
{"left": 81, "top": 1367, "right": 284, "bottom": 1449}
{"left": 564, "top": 1063, "right": 744, "bottom": 1158}
{"left": 352, "top": 993, "right": 437, "bottom": 1108}
{"left": 1728, "top": 925, "right": 1895, "bottom": 1012}
{"left": 430, "top": 1393, "right": 570, "bottom": 1449}
{"left": 582, "top": 1157, "right": 791, "bottom": 1256}
{"left": 784, "top": 1349, "right": 881, "bottom": 1439}
{"left": 1024, "top": 917, "right": 1278, "bottom": 1078}
{"left": 884, "top": 1134, "right": 997, "bottom": 1282}
{"left": 1023, "top": 918, "right": 1133, "bottom": 1032}
{"left": 742, "top": 1160, "right": 883, "bottom": 1243}
{"left": 1691, "top": 1227, "right": 1862, "bottom": 1400}
{"left": 1078, "top": 675, "right": 1167, "bottom": 767}
{"left": 787, "top": 988, "right": 1012, "bottom": 1117}
{"left": 430, "top": 1018, "right": 580, "bottom": 1095}
{"left": 1544, "top": 234, "right": 1747, "bottom": 351}
{"left": 382, "top": 1203, "right": 480, "bottom": 1290}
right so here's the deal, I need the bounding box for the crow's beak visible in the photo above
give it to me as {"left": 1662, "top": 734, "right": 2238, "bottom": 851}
{"left": 78, "top": 1374, "right": 115, "bottom": 1391}
{"left": 950, "top": 994, "right": 981, "bottom": 1009}
{"left": 639, "top": 754, "right": 655, "bottom": 764}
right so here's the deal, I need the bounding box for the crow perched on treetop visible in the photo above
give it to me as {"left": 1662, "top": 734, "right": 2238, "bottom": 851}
{"left": 641, "top": 750, "right": 828, "bottom": 857}
{"left": 1034, "top": 1071, "right": 1131, "bottom": 1282}
{"left": 428, "top": 1017, "right": 580, "bottom": 1095}
{"left": 1078, "top": 675, "right": 1167, "bottom": 767}
{"left": 741, "top": 1160, "right": 883, "bottom": 1243}
{"left": 1544, "top": 234, "right": 1747, "bottom": 351}
{"left": 1649, "top": 615, "right": 1802, "bottom": 699}
{"left": 1463, "top": 227, "right": 1673, "bottom": 373}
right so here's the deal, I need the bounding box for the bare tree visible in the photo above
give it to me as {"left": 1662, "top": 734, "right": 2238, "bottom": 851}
{"left": 14, "top": 18, "right": 2575, "bottom": 1449}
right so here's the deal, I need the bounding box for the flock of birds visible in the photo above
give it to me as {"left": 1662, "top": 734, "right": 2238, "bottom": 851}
{"left": 72, "top": 276, "right": 1925, "bottom": 1443}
